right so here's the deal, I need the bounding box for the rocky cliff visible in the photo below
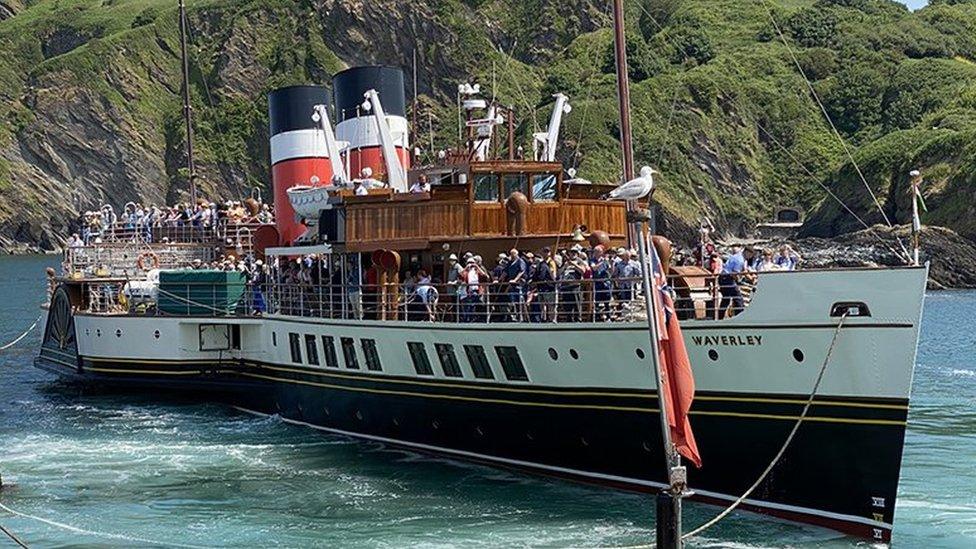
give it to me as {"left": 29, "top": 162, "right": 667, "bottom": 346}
{"left": 0, "top": 0, "right": 974, "bottom": 260}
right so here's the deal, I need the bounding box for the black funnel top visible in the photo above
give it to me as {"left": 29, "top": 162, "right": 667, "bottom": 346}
{"left": 333, "top": 66, "right": 406, "bottom": 122}
{"left": 268, "top": 85, "right": 331, "bottom": 135}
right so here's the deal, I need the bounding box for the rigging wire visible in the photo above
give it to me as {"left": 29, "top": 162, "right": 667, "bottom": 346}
{"left": 633, "top": 2, "right": 904, "bottom": 252}
{"left": 184, "top": 14, "right": 246, "bottom": 202}
{"left": 758, "top": 0, "right": 910, "bottom": 260}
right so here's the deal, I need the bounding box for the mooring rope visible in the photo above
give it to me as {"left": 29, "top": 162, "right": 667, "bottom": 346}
{"left": 0, "top": 315, "right": 42, "bottom": 352}
{"left": 609, "top": 312, "right": 848, "bottom": 548}
{"left": 0, "top": 522, "right": 29, "bottom": 548}
{"left": 0, "top": 501, "right": 208, "bottom": 549}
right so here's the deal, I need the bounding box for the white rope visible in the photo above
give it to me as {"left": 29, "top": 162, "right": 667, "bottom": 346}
{"left": 681, "top": 312, "right": 849, "bottom": 540}
{"left": 0, "top": 315, "right": 41, "bottom": 352}
{"left": 0, "top": 501, "right": 208, "bottom": 549}
{"left": 610, "top": 312, "right": 849, "bottom": 549}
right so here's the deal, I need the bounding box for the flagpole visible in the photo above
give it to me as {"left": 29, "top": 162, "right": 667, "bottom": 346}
{"left": 909, "top": 169, "right": 922, "bottom": 266}
{"left": 630, "top": 208, "right": 685, "bottom": 549}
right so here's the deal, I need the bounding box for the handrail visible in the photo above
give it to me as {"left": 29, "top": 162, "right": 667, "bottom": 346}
{"left": 78, "top": 273, "right": 761, "bottom": 323}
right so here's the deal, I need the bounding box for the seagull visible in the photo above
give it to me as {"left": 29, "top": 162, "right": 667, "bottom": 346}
{"left": 603, "top": 166, "right": 659, "bottom": 200}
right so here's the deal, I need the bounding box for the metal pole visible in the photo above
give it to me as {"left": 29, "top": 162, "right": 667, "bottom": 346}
{"left": 178, "top": 0, "right": 197, "bottom": 205}
{"left": 508, "top": 107, "right": 515, "bottom": 161}
{"left": 632, "top": 212, "right": 684, "bottom": 549}
{"left": 612, "top": 0, "right": 637, "bottom": 249}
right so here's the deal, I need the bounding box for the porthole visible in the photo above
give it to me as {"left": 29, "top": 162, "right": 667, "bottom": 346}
{"left": 793, "top": 349, "right": 805, "bottom": 363}
{"left": 635, "top": 348, "right": 646, "bottom": 359}
{"left": 548, "top": 348, "right": 558, "bottom": 360}
{"left": 526, "top": 431, "right": 534, "bottom": 441}
{"left": 96, "top": 329, "right": 101, "bottom": 337}
{"left": 355, "top": 410, "right": 363, "bottom": 421}
{"left": 475, "top": 426, "right": 484, "bottom": 436}
{"left": 85, "top": 329, "right": 90, "bottom": 336}
{"left": 708, "top": 349, "right": 719, "bottom": 361}
{"left": 432, "top": 420, "right": 440, "bottom": 430}
{"left": 392, "top": 418, "right": 400, "bottom": 427}
{"left": 580, "top": 437, "right": 589, "bottom": 447}
{"left": 153, "top": 330, "right": 160, "bottom": 339}
{"left": 324, "top": 407, "right": 331, "bottom": 416}
{"left": 642, "top": 441, "right": 652, "bottom": 453}
{"left": 569, "top": 349, "right": 579, "bottom": 360}
{"left": 115, "top": 329, "right": 122, "bottom": 338}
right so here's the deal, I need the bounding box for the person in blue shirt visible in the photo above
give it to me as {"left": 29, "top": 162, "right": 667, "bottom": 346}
{"left": 774, "top": 244, "right": 800, "bottom": 271}
{"left": 718, "top": 246, "right": 755, "bottom": 318}
{"left": 503, "top": 249, "right": 528, "bottom": 321}
{"left": 589, "top": 245, "right": 612, "bottom": 321}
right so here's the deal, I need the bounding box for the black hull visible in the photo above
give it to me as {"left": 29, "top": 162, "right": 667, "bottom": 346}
{"left": 35, "top": 350, "right": 907, "bottom": 543}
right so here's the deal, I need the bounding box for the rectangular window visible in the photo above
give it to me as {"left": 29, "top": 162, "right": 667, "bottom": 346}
{"left": 502, "top": 173, "right": 528, "bottom": 198}
{"left": 531, "top": 174, "right": 557, "bottom": 201}
{"left": 495, "top": 346, "right": 528, "bottom": 381}
{"left": 321, "top": 336, "right": 338, "bottom": 368}
{"left": 340, "top": 337, "right": 359, "bottom": 369}
{"left": 473, "top": 174, "right": 499, "bottom": 202}
{"left": 305, "top": 334, "right": 319, "bottom": 366}
{"left": 435, "top": 343, "right": 463, "bottom": 377}
{"left": 362, "top": 339, "right": 382, "bottom": 371}
{"left": 464, "top": 345, "right": 494, "bottom": 380}
{"left": 288, "top": 333, "right": 302, "bottom": 364}
{"left": 407, "top": 342, "right": 434, "bottom": 375}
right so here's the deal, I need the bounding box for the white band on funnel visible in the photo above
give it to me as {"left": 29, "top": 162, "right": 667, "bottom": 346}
{"left": 270, "top": 129, "right": 330, "bottom": 165}
{"left": 336, "top": 116, "right": 410, "bottom": 150}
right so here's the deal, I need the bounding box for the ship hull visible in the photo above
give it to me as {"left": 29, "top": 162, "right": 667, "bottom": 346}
{"left": 36, "top": 266, "right": 928, "bottom": 542}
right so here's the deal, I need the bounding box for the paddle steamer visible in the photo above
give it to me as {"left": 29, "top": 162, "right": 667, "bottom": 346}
{"left": 35, "top": 63, "right": 926, "bottom": 543}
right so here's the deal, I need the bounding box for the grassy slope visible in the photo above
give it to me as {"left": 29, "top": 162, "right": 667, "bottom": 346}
{"left": 0, "top": 0, "right": 975, "bottom": 240}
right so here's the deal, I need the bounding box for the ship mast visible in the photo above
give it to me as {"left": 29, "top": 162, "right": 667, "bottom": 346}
{"left": 611, "top": 0, "right": 637, "bottom": 247}
{"left": 612, "top": 1, "right": 684, "bottom": 547}
{"left": 178, "top": 0, "right": 198, "bottom": 205}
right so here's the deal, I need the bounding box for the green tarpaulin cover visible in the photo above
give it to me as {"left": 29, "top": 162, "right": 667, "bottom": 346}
{"left": 157, "top": 270, "right": 246, "bottom": 315}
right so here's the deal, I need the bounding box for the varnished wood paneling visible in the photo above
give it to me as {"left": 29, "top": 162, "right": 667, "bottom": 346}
{"left": 346, "top": 201, "right": 469, "bottom": 242}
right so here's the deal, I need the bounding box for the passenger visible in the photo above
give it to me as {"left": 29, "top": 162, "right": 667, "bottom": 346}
{"left": 775, "top": 244, "right": 801, "bottom": 270}
{"left": 354, "top": 180, "right": 369, "bottom": 196}
{"left": 347, "top": 256, "right": 363, "bottom": 320}
{"left": 409, "top": 174, "right": 430, "bottom": 194}
{"left": 532, "top": 248, "right": 557, "bottom": 322}
{"left": 504, "top": 248, "right": 528, "bottom": 321}
{"left": 445, "top": 253, "right": 464, "bottom": 322}
{"left": 414, "top": 269, "right": 438, "bottom": 321}
{"left": 589, "top": 245, "right": 612, "bottom": 321}
{"left": 612, "top": 249, "right": 641, "bottom": 308}
{"left": 757, "top": 249, "right": 782, "bottom": 272}
{"left": 718, "top": 246, "right": 755, "bottom": 318}
{"left": 461, "top": 257, "right": 487, "bottom": 322}
{"left": 558, "top": 246, "right": 588, "bottom": 322}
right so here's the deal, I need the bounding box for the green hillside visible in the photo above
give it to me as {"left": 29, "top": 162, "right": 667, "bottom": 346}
{"left": 0, "top": 0, "right": 974, "bottom": 249}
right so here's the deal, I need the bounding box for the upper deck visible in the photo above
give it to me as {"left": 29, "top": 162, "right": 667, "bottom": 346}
{"left": 314, "top": 160, "right": 628, "bottom": 253}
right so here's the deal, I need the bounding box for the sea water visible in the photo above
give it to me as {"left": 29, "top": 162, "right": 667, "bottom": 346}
{"left": 0, "top": 255, "right": 972, "bottom": 548}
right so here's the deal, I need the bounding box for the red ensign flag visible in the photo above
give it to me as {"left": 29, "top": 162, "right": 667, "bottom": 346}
{"left": 652, "top": 249, "right": 702, "bottom": 468}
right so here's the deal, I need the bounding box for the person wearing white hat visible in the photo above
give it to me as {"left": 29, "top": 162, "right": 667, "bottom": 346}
{"left": 445, "top": 253, "right": 464, "bottom": 321}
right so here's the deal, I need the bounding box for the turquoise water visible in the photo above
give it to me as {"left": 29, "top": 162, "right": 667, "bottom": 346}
{"left": 0, "top": 254, "right": 973, "bottom": 548}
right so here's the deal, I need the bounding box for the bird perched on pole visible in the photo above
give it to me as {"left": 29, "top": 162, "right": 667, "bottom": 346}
{"left": 603, "top": 166, "right": 659, "bottom": 200}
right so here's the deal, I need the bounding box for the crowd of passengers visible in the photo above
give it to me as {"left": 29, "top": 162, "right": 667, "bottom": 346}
{"left": 257, "top": 241, "right": 802, "bottom": 323}
{"left": 67, "top": 200, "right": 274, "bottom": 246}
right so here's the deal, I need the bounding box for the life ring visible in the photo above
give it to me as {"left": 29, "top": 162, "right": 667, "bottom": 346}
{"left": 137, "top": 252, "right": 160, "bottom": 271}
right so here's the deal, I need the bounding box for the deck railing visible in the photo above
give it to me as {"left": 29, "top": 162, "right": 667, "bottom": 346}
{"left": 81, "top": 274, "right": 758, "bottom": 323}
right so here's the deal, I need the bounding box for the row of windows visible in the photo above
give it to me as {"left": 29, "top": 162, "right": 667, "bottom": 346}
{"left": 289, "top": 333, "right": 379, "bottom": 371}
{"left": 285, "top": 333, "right": 528, "bottom": 382}
{"left": 473, "top": 173, "right": 556, "bottom": 202}
{"left": 410, "top": 342, "right": 528, "bottom": 382}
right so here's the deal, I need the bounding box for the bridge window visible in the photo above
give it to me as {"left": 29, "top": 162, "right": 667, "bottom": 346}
{"left": 502, "top": 173, "right": 528, "bottom": 198}
{"left": 340, "top": 337, "right": 359, "bottom": 369}
{"left": 532, "top": 174, "right": 557, "bottom": 201}
{"left": 305, "top": 334, "right": 319, "bottom": 366}
{"left": 407, "top": 342, "right": 434, "bottom": 375}
{"left": 495, "top": 346, "right": 528, "bottom": 381}
{"left": 464, "top": 345, "right": 495, "bottom": 380}
{"left": 322, "top": 336, "right": 338, "bottom": 368}
{"left": 474, "top": 174, "right": 499, "bottom": 202}
{"left": 435, "top": 343, "right": 463, "bottom": 377}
